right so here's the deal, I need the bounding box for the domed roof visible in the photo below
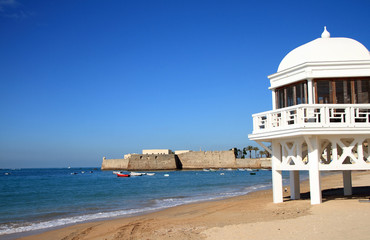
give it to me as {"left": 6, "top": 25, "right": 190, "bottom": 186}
{"left": 277, "top": 27, "right": 370, "bottom": 72}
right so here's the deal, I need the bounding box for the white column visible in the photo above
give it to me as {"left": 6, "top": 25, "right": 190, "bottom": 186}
{"left": 272, "top": 89, "right": 276, "bottom": 110}
{"left": 307, "top": 78, "right": 314, "bottom": 104}
{"left": 308, "top": 136, "right": 322, "bottom": 204}
{"left": 272, "top": 140, "right": 283, "bottom": 203}
{"left": 343, "top": 170, "right": 352, "bottom": 196}
{"left": 290, "top": 171, "right": 300, "bottom": 200}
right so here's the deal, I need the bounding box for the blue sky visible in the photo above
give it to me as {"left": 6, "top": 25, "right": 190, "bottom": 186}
{"left": 1, "top": 0, "right": 369, "bottom": 168}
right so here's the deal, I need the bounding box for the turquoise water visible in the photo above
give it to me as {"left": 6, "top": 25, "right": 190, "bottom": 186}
{"left": 0, "top": 168, "right": 293, "bottom": 238}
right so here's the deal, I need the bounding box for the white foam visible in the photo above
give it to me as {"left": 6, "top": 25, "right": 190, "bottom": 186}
{"left": 0, "top": 207, "right": 160, "bottom": 235}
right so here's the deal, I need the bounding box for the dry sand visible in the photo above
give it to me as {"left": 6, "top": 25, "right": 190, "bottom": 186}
{"left": 18, "top": 171, "right": 370, "bottom": 240}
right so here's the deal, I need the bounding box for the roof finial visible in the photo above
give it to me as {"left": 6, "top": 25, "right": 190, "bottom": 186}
{"left": 321, "top": 26, "right": 330, "bottom": 38}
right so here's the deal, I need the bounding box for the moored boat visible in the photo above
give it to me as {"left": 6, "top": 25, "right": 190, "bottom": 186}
{"left": 130, "top": 172, "right": 144, "bottom": 176}
{"left": 117, "top": 173, "right": 130, "bottom": 177}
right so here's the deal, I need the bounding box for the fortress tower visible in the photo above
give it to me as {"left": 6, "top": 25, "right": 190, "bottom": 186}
{"left": 248, "top": 27, "right": 370, "bottom": 204}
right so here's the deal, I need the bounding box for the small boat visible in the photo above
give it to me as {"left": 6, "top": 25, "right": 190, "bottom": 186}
{"left": 70, "top": 172, "right": 78, "bottom": 175}
{"left": 203, "top": 169, "right": 210, "bottom": 172}
{"left": 250, "top": 172, "right": 256, "bottom": 175}
{"left": 164, "top": 174, "right": 169, "bottom": 177}
{"left": 130, "top": 172, "right": 143, "bottom": 176}
{"left": 113, "top": 171, "right": 122, "bottom": 175}
{"left": 226, "top": 168, "right": 233, "bottom": 171}
{"left": 220, "top": 173, "right": 225, "bottom": 175}
{"left": 246, "top": 169, "right": 253, "bottom": 171}
{"left": 238, "top": 168, "right": 246, "bottom": 171}
{"left": 146, "top": 173, "right": 155, "bottom": 176}
{"left": 210, "top": 169, "right": 217, "bottom": 172}
{"left": 117, "top": 173, "right": 130, "bottom": 177}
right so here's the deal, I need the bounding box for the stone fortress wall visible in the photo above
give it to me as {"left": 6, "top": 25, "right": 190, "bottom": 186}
{"left": 177, "top": 151, "right": 237, "bottom": 169}
{"left": 101, "top": 150, "right": 271, "bottom": 170}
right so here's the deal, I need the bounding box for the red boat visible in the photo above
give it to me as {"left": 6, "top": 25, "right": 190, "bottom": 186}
{"left": 116, "top": 173, "right": 130, "bottom": 177}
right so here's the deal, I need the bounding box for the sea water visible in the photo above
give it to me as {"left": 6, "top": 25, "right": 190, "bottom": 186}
{"left": 0, "top": 168, "right": 296, "bottom": 238}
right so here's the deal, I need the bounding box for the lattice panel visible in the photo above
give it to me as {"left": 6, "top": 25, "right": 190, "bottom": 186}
{"left": 280, "top": 139, "right": 308, "bottom": 170}
{"left": 319, "top": 137, "right": 370, "bottom": 169}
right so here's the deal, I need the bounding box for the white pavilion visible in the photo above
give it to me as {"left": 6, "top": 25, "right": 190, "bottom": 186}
{"left": 248, "top": 27, "right": 370, "bottom": 205}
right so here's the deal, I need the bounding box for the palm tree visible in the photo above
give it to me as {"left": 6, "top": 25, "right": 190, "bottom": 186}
{"left": 230, "top": 148, "right": 243, "bottom": 158}
{"left": 246, "top": 145, "right": 254, "bottom": 158}
{"left": 259, "top": 150, "right": 265, "bottom": 158}
{"left": 242, "top": 147, "right": 247, "bottom": 159}
{"left": 253, "top": 147, "right": 259, "bottom": 158}
{"left": 237, "top": 149, "right": 242, "bottom": 158}
{"left": 265, "top": 145, "right": 272, "bottom": 158}
{"left": 230, "top": 148, "right": 238, "bottom": 158}
{"left": 263, "top": 149, "right": 271, "bottom": 158}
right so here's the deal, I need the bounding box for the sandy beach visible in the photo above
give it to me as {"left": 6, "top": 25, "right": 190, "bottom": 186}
{"left": 17, "top": 171, "right": 370, "bottom": 240}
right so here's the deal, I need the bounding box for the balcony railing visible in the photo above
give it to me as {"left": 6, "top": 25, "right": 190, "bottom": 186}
{"left": 252, "top": 104, "right": 370, "bottom": 133}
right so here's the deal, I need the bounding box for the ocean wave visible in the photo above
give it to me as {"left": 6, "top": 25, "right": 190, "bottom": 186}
{"left": 0, "top": 206, "right": 161, "bottom": 235}
{"left": 0, "top": 181, "right": 273, "bottom": 236}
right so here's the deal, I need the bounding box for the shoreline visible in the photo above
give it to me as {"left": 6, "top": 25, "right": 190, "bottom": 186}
{"left": 11, "top": 170, "right": 370, "bottom": 240}
{"left": 4, "top": 173, "right": 275, "bottom": 240}
{"left": 3, "top": 171, "right": 276, "bottom": 239}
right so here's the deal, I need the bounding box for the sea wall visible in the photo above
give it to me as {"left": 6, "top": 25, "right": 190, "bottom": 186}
{"left": 177, "top": 151, "right": 236, "bottom": 169}
{"left": 126, "top": 154, "right": 179, "bottom": 170}
{"left": 235, "top": 158, "right": 271, "bottom": 169}
{"left": 101, "top": 157, "right": 129, "bottom": 170}
{"left": 101, "top": 151, "right": 271, "bottom": 170}
{"left": 101, "top": 154, "right": 179, "bottom": 170}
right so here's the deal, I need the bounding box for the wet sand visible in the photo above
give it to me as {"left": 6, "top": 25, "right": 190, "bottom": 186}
{"left": 18, "top": 171, "right": 370, "bottom": 240}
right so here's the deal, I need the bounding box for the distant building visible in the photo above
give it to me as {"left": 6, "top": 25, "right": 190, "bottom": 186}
{"left": 174, "top": 150, "right": 191, "bottom": 154}
{"left": 142, "top": 149, "right": 173, "bottom": 155}
{"left": 249, "top": 27, "right": 370, "bottom": 205}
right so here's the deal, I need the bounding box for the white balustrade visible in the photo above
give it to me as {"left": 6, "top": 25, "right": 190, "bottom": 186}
{"left": 252, "top": 104, "right": 370, "bottom": 133}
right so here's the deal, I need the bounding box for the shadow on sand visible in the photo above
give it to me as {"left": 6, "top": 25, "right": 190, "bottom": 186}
{"left": 285, "top": 186, "right": 370, "bottom": 203}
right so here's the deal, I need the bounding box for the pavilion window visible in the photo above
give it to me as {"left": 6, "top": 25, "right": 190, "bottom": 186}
{"left": 296, "top": 82, "right": 306, "bottom": 104}
{"left": 286, "top": 85, "right": 294, "bottom": 106}
{"left": 316, "top": 80, "right": 332, "bottom": 103}
{"left": 277, "top": 89, "right": 285, "bottom": 109}
{"left": 355, "top": 79, "right": 370, "bottom": 103}
{"left": 335, "top": 80, "right": 352, "bottom": 104}
{"left": 275, "top": 81, "right": 307, "bottom": 109}
{"left": 314, "top": 77, "right": 370, "bottom": 104}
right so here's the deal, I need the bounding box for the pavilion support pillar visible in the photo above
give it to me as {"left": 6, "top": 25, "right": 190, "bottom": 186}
{"left": 306, "top": 136, "right": 322, "bottom": 205}
{"left": 343, "top": 170, "right": 352, "bottom": 196}
{"left": 290, "top": 171, "right": 300, "bottom": 200}
{"left": 272, "top": 140, "right": 283, "bottom": 203}
{"left": 307, "top": 78, "right": 314, "bottom": 104}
